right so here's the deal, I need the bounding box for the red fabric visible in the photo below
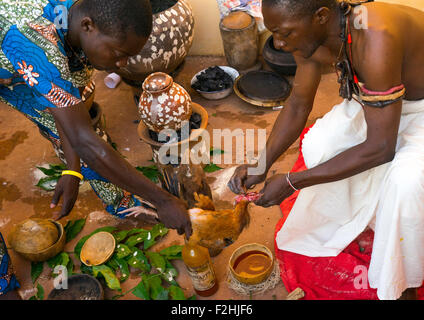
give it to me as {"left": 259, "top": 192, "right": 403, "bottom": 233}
{"left": 274, "top": 126, "right": 424, "bottom": 300}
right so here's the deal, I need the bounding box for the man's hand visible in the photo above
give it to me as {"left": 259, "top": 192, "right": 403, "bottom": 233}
{"left": 156, "top": 196, "right": 193, "bottom": 238}
{"left": 254, "top": 174, "right": 296, "bottom": 208}
{"left": 227, "top": 164, "right": 267, "bottom": 195}
{"left": 50, "top": 174, "right": 80, "bottom": 220}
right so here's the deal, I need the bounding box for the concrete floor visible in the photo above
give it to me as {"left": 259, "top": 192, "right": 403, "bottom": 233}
{"left": 0, "top": 55, "right": 342, "bottom": 300}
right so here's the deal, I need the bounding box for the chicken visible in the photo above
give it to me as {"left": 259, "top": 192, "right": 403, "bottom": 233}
{"left": 158, "top": 163, "right": 213, "bottom": 208}
{"left": 188, "top": 192, "right": 251, "bottom": 256}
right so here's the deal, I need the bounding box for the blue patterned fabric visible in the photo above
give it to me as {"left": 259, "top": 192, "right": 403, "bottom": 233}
{"left": 0, "top": 232, "right": 20, "bottom": 296}
{"left": 1, "top": 0, "right": 150, "bottom": 218}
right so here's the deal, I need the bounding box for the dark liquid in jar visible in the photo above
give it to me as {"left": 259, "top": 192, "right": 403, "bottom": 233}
{"left": 233, "top": 250, "right": 272, "bottom": 276}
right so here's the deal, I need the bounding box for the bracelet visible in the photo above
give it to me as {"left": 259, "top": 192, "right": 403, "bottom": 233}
{"left": 62, "top": 170, "right": 84, "bottom": 180}
{"left": 286, "top": 172, "right": 298, "bottom": 192}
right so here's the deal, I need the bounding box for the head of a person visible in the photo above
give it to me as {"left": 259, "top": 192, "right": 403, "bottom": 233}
{"left": 262, "top": 0, "right": 338, "bottom": 59}
{"left": 73, "top": 0, "right": 153, "bottom": 72}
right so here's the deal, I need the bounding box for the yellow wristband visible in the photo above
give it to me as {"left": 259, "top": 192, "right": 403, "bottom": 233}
{"left": 62, "top": 170, "right": 84, "bottom": 180}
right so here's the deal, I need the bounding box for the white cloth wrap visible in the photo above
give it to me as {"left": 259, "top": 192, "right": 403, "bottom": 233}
{"left": 275, "top": 98, "right": 424, "bottom": 300}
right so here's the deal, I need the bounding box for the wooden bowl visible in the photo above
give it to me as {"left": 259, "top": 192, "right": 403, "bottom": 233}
{"left": 10, "top": 219, "right": 66, "bottom": 262}
{"left": 47, "top": 274, "right": 104, "bottom": 300}
{"left": 80, "top": 232, "right": 116, "bottom": 266}
{"left": 229, "top": 243, "right": 274, "bottom": 285}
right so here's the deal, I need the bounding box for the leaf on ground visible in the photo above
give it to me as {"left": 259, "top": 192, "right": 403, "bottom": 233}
{"left": 126, "top": 248, "right": 151, "bottom": 273}
{"left": 203, "top": 163, "right": 223, "bottom": 173}
{"left": 115, "top": 257, "right": 130, "bottom": 282}
{"left": 35, "top": 176, "right": 59, "bottom": 191}
{"left": 31, "top": 262, "right": 44, "bottom": 284}
{"left": 210, "top": 147, "right": 225, "bottom": 156}
{"left": 115, "top": 244, "right": 133, "bottom": 259}
{"left": 36, "top": 166, "right": 58, "bottom": 176}
{"left": 125, "top": 231, "right": 149, "bottom": 247}
{"left": 148, "top": 275, "right": 169, "bottom": 300}
{"left": 159, "top": 245, "right": 183, "bottom": 260}
{"left": 144, "top": 223, "right": 169, "bottom": 250}
{"left": 92, "top": 265, "right": 121, "bottom": 291}
{"left": 169, "top": 285, "right": 187, "bottom": 300}
{"left": 64, "top": 218, "right": 86, "bottom": 243}
{"left": 113, "top": 230, "right": 132, "bottom": 243}
{"left": 135, "top": 165, "right": 161, "bottom": 183}
{"left": 146, "top": 251, "right": 166, "bottom": 274}
{"left": 132, "top": 278, "right": 150, "bottom": 300}
{"left": 160, "top": 261, "right": 179, "bottom": 285}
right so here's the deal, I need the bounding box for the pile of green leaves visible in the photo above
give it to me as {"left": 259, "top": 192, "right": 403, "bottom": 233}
{"left": 35, "top": 163, "right": 68, "bottom": 191}
{"left": 30, "top": 218, "right": 192, "bottom": 300}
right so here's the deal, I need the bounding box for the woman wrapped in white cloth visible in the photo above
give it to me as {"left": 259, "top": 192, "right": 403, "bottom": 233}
{"left": 228, "top": 0, "right": 424, "bottom": 300}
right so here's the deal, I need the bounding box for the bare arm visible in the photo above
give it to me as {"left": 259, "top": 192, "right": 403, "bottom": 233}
{"left": 290, "top": 32, "right": 403, "bottom": 189}
{"left": 262, "top": 55, "right": 323, "bottom": 172}
{"left": 228, "top": 54, "right": 322, "bottom": 194}
{"left": 48, "top": 103, "right": 192, "bottom": 235}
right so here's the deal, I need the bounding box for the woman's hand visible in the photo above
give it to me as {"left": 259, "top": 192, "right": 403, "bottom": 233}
{"left": 50, "top": 174, "right": 80, "bottom": 220}
{"left": 228, "top": 164, "right": 268, "bottom": 194}
{"left": 254, "top": 174, "right": 296, "bottom": 208}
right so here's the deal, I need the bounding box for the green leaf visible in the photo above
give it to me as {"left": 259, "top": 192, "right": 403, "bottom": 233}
{"left": 49, "top": 163, "right": 67, "bottom": 171}
{"left": 36, "top": 166, "right": 58, "bottom": 176}
{"left": 132, "top": 277, "right": 150, "bottom": 300}
{"left": 106, "top": 255, "right": 120, "bottom": 271}
{"left": 92, "top": 265, "right": 121, "bottom": 291}
{"left": 203, "top": 163, "right": 223, "bottom": 173}
{"left": 113, "top": 230, "right": 131, "bottom": 243}
{"left": 149, "top": 276, "right": 168, "bottom": 300}
{"left": 135, "top": 165, "right": 161, "bottom": 183}
{"left": 127, "top": 228, "right": 149, "bottom": 237}
{"left": 144, "top": 223, "right": 169, "bottom": 250}
{"left": 210, "top": 147, "right": 225, "bottom": 156}
{"left": 66, "top": 258, "right": 74, "bottom": 277}
{"left": 36, "top": 283, "right": 44, "bottom": 300}
{"left": 188, "top": 295, "right": 197, "bottom": 300}
{"left": 74, "top": 226, "right": 118, "bottom": 258}
{"left": 169, "top": 285, "right": 186, "bottom": 300}
{"left": 159, "top": 245, "right": 183, "bottom": 260}
{"left": 47, "top": 252, "right": 70, "bottom": 278}
{"left": 126, "top": 248, "right": 151, "bottom": 273}
{"left": 65, "top": 219, "right": 86, "bottom": 243}
{"left": 116, "top": 257, "right": 130, "bottom": 282}
{"left": 125, "top": 232, "right": 149, "bottom": 247}
{"left": 79, "top": 264, "right": 93, "bottom": 275}
{"left": 161, "top": 261, "right": 179, "bottom": 285}
{"left": 31, "top": 262, "right": 44, "bottom": 284}
{"left": 115, "top": 244, "right": 132, "bottom": 259}
{"left": 35, "top": 176, "right": 59, "bottom": 191}
{"left": 146, "top": 251, "right": 166, "bottom": 273}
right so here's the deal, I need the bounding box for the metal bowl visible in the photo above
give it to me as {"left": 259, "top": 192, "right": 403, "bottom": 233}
{"left": 191, "top": 66, "right": 239, "bottom": 100}
{"left": 9, "top": 219, "right": 66, "bottom": 262}
{"left": 47, "top": 274, "right": 104, "bottom": 300}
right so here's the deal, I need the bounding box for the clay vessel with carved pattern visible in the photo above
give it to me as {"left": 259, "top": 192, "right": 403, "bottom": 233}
{"left": 138, "top": 72, "right": 192, "bottom": 132}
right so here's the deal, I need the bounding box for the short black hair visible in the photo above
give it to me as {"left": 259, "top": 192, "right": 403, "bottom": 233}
{"left": 262, "top": 0, "right": 338, "bottom": 16}
{"left": 79, "top": 0, "right": 153, "bottom": 38}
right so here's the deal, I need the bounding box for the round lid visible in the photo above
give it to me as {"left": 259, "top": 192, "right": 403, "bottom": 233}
{"left": 11, "top": 218, "right": 59, "bottom": 253}
{"left": 142, "top": 72, "right": 173, "bottom": 92}
{"left": 80, "top": 232, "right": 116, "bottom": 266}
{"left": 222, "top": 11, "right": 252, "bottom": 30}
{"left": 237, "top": 71, "right": 291, "bottom": 102}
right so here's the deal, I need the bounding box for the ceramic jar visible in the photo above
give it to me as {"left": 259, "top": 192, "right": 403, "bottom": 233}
{"left": 117, "top": 0, "right": 194, "bottom": 84}
{"left": 138, "top": 72, "right": 192, "bottom": 132}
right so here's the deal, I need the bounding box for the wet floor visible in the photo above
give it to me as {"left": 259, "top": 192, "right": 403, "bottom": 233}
{"left": 0, "top": 55, "right": 342, "bottom": 300}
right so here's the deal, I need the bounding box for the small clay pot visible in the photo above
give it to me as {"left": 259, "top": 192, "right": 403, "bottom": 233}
{"left": 138, "top": 72, "right": 192, "bottom": 132}
{"left": 263, "top": 35, "right": 297, "bottom": 76}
